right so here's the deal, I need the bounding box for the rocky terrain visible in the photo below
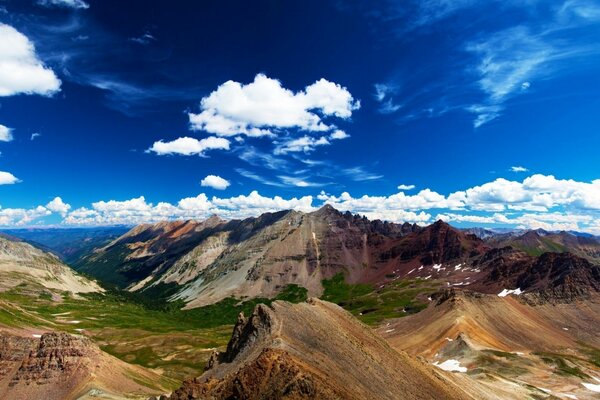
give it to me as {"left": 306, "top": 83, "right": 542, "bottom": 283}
{"left": 167, "top": 298, "right": 474, "bottom": 400}
{"left": 0, "top": 330, "right": 168, "bottom": 399}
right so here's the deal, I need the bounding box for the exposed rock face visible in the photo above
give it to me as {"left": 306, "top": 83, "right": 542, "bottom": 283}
{"left": 167, "top": 299, "right": 473, "bottom": 400}
{"left": 472, "top": 247, "right": 600, "bottom": 302}
{"left": 0, "top": 331, "right": 167, "bottom": 400}
{"left": 12, "top": 333, "right": 95, "bottom": 386}
{"left": 76, "top": 207, "right": 489, "bottom": 306}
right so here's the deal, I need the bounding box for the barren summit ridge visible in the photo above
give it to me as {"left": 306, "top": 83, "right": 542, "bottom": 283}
{"left": 167, "top": 299, "right": 473, "bottom": 400}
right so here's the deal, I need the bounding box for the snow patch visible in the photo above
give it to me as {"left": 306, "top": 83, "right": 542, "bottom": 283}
{"left": 406, "top": 268, "right": 416, "bottom": 275}
{"left": 562, "top": 394, "right": 578, "bottom": 399}
{"left": 32, "top": 334, "right": 42, "bottom": 338}
{"left": 432, "top": 264, "right": 442, "bottom": 270}
{"left": 433, "top": 359, "right": 467, "bottom": 373}
{"left": 582, "top": 382, "right": 600, "bottom": 392}
{"left": 497, "top": 288, "right": 523, "bottom": 297}
{"left": 454, "top": 264, "right": 462, "bottom": 270}
{"left": 385, "top": 329, "right": 395, "bottom": 333}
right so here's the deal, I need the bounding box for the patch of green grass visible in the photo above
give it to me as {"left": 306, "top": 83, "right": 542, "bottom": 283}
{"left": 0, "top": 282, "right": 308, "bottom": 382}
{"left": 320, "top": 273, "right": 437, "bottom": 325}
{"left": 535, "top": 352, "right": 590, "bottom": 379}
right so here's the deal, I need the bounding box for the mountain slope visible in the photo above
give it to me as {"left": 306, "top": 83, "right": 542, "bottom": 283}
{"left": 0, "top": 236, "right": 102, "bottom": 294}
{"left": 168, "top": 298, "right": 474, "bottom": 400}
{"left": 379, "top": 289, "right": 600, "bottom": 399}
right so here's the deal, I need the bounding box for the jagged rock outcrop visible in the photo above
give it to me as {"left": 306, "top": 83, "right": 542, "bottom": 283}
{"left": 166, "top": 299, "right": 473, "bottom": 400}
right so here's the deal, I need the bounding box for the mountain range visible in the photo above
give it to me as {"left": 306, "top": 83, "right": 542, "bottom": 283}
{"left": 1, "top": 206, "right": 600, "bottom": 399}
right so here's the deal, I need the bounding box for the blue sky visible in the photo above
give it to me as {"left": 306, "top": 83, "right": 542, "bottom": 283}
{"left": 0, "top": 0, "right": 599, "bottom": 232}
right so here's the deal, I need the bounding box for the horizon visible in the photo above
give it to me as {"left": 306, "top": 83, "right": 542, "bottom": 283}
{"left": 1, "top": 1, "right": 599, "bottom": 233}
{"left": 0, "top": 203, "right": 596, "bottom": 237}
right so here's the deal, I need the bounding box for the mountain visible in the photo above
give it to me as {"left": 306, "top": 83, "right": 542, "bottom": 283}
{"left": 472, "top": 229, "right": 600, "bottom": 263}
{"left": 0, "top": 235, "right": 102, "bottom": 294}
{"left": 74, "top": 207, "right": 491, "bottom": 307}
{"left": 166, "top": 298, "right": 473, "bottom": 400}
{"left": 470, "top": 247, "right": 600, "bottom": 302}
{"left": 379, "top": 289, "right": 600, "bottom": 399}
{"left": 1, "top": 227, "right": 129, "bottom": 264}
{"left": 0, "top": 331, "right": 170, "bottom": 399}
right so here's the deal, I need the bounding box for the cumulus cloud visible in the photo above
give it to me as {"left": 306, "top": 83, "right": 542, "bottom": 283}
{"left": 0, "top": 206, "right": 50, "bottom": 226}
{"left": 0, "top": 171, "right": 19, "bottom": 185}
{"left": 5, "top": 173, "right": 600, "bottom": 234}
{"left": 188, "top": 74, "right": 359, "bottom": 137}
{"left": 200, "top": 175, "right": 230, "bottom": 190}
{"left": 330, "top": 130, "right": 350, "bottom": 140}
{"left": 0, "top": 125, "right": 13, "bottom": 142}
{"left": 31, "top": 133, "right": 41, "bottom": 141}
{"left": 0, "top": 24, "right": 61, "bottom": 97}
{"left": 148, "top": 136, "right": 230, "bottom": 156}
{"left": 37, "top": 0, "right": 89, "bottom": 9}
{"left": 45, "top": 197, "right": 71, "bottom": 216}
{"left": 63, "top": 191, "right": 315, "bottom": 225}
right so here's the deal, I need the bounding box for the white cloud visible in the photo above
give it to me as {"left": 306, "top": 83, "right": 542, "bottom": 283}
{"left": 0, "top": 171, "right": 19, "bottom": 185}
{"left": 46, "top": 197, "right": 71, "bottom": 216}
{"left": 148, "top": 136, "right": 230, "bottom": 156}
{"left": 6, "top": 173, "right": 600, "bottom": 234}
{"left": 37, "top": 0, "right": 89, "bottom": 9}
{"left": 0, "top": 206, "right": 50, "bottom": 226}
{"left": 0, "top": 24, "right": 61, "bottom": 97}
{"left": 397, "top": 184, "right": 416, "bottom": 190}
{"left": 31, "top": 133, "right": 41, "bottom": 141}
{"left": 200, "top": 175, "right": 230, "bottom": 190}
{"left": 188, "top": 74, "right": 359, "bottom": 137}
{"left": 510, "top": 166, "right": 528, "bottom": 172}
{"left": 0, "top": 125, "right": 13, "bottom": 142}
{"left": 63, "top": 191, "right": 315, "bottom": 225}
{"left": 330, "top": 129, "right": 350, "bottom": 140}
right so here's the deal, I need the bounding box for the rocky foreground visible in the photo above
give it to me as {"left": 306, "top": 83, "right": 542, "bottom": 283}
{"left": 165, "top": 298, "right": 472, "bottom": 400}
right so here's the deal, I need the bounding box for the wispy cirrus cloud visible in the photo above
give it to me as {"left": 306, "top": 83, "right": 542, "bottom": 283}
{"left": 37, "top": 0, "right": 89, "bottom": 10}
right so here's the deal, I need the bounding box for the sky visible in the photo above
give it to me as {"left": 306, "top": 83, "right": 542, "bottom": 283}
{"left": 0, "top": 0, "right": 599, "bottom": 233}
